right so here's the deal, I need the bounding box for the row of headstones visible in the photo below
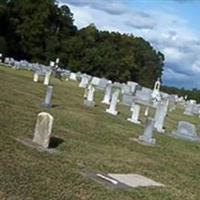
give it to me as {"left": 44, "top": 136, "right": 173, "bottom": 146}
{"left": 31, "top": 69, "right": 200, "bottom": 149}
{"left": 33, "top": 94, "right": 199, "bottom": 150}
{"left": 81, "top": 79, "right": 200, "bottom": 144}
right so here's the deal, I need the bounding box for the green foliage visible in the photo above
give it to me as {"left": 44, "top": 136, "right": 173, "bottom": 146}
{"left": 162, "top": 86, "right": 200, "bottom": 103}
{"left": 0, "top": 1, "right": 164, "bottom": 87}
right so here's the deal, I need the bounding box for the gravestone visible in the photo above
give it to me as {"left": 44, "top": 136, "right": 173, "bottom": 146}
{"left": 135, "top": 87, "right": 152, "bottom": 105}
{"left": 184, "top": 102, "right": 194, "bottom": 116}
{"left": 127, "top": 81, "right": 138, "bottom": 94}
{"left": 106, "top": 89, "right": 120, "bottom": 115}
{"left": 79, "top": 74, "right": 90, "bottom": 88}
{"left": 154, "top": 99, "right": 168, "bottom": 133}
{"left": 144, "top": 106, "right": 149, "bottom": 116}
{"left": 151, "top": 78, "right": 161, "bottom": 102}
{"left": 84, "top": 84, "right": 95, "bottom": 107}
{"left": 0, "top": 53, "right": 2, "bottom": 63}
{"left": 49, "top": 61, "right": 55, "bottom": 68}
{"left": 33, "top": 112, "right": 54, "bottom": 148}
{"left": 42, "top": 86, "right": 53, "bottom": 108}
{"left": 91, "top": 77, "right": 100, "bottom": 86}
{"left": 96, "top": 78, "right": 108, "bottom": 90}
{"left": 138, "top": 118, "right": 156, "bottom": 145}
{"left": 33, "top": 72, "right": 39, "bottom": 82}
{"left": 171, "top": 121, "right": 200, "bottom": 142}
{"left": 101, "top": 83, "right": 112, "bottom": 105}
{"left": 127, "top": 103, "right": 141, "bottom": 124}
{"left": 69, "top": 72, "right": 77, "bottom": 81}
{"left": 43, "top": 71, "right": 51, "bottom": 85}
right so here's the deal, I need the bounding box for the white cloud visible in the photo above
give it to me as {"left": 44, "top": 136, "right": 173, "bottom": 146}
{"left": 60, "top": 0, "right": 200, "bottom": 88}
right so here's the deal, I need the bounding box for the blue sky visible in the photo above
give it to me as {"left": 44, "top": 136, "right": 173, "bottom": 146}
{"left": 60, "top": 0, "right": 200, "bottom": 89}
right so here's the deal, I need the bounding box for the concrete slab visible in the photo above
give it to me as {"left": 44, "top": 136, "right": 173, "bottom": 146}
{"left": 108, "top": 174, "right": 164, "bottom": 188}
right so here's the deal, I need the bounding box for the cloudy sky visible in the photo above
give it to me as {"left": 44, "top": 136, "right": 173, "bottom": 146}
{"left": 59, "top": 0, "right": 200, "bottom": 89}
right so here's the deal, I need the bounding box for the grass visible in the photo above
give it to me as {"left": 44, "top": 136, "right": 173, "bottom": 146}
{"left": 0, "top": 66, "right": 200, "bottom": 200}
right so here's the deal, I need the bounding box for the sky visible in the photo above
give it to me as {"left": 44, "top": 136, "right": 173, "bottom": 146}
{"left": 59, "top": 0, "right": 200, "bottom": 89}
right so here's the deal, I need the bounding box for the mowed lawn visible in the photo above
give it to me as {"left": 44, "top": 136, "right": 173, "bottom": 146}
{"left": 0, "top": 66, "right": 200, "bottom": 200}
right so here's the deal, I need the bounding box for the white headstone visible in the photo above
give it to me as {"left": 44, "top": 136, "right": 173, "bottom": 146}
{"left": 43, "top": 71, "right": 51, "bottom": 85}
{"left": 84, "top": 84, "right": 95, "bottom": 107}
{"left": 33, "top": 72, "right": 39, "bottom": 82}
{"left": 106, "top": 90, "right": 120, "bottom": 115}
{"left": 154, "top": 99, "right": 168, "bottom": 133}
{"left": 33, "top": 112, "right": 54, "bottom": 148}
{"left": 151, "top": 78, "right": 161, "bottom": 102}
{"left": 101, "top": 84, "right": 112, "bottom": 105}
{"left": 127, "top": 103, "right": 141, "bottom": 124}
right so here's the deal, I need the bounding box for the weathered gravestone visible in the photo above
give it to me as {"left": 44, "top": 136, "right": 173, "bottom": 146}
{"left": 127, "top": 103, "right": 141, "bottom": 124}
{"left": 101, "top": 83, "right": 112, "bottom": 105}
{"left": 33, "top": 112, "right": 54, "bottom": 148}
{"left": 154, "top": 99, "right": 168, "bottom": 133}
{"left": 121, "top": 85, "right": 133, "bottom": 106}
{"left": 69, "top": 72, "right": 77, "bottom": 81}
{"left": 43, "top": 70, "right": 51, "bottom": 86}
{"left": 33, "top": 72, "right": 39, "bottom": 82}
{"left": 79, "top": 75, "right": 90, "bottom": 88}
{"left": 138, "top": 118, "right": 156, "bottom": 145}
{"left": 42, "top": 86, "right": 53, "bottom": 108}
{"left": 96, "top": 78, "right": 108, "bottom": 91}
{"left": 106, "top": 89, "right": 120, "bottom": 115}
{"left": 184, "top": 102, "right": 194, "bottom": 116}
{"left": 171, "top": 121, "right": 200, "bottom": 142}
{"left": 151, "top": 78, "right": 161, "bottom": 102}
{"left": 84, "top": 84, "right": 96, "bottom": 107}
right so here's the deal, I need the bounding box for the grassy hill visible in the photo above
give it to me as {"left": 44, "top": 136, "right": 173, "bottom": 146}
{"left": 0, "top": 66, "right": 200, "bottom": 200}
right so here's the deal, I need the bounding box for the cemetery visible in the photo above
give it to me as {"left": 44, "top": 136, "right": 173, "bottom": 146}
{"left": 0, "top": 62, "right": 200, "bottom": 200}
{"left": 1, "top": 1, "right": 200, "bottom": 199}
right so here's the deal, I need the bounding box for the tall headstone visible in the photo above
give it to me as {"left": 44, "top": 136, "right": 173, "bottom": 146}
{"left": 33, "top": 72, "right": 39, "bottom": 82}
{"left": 144, "top": 106, "right": 149, "bottom": 117}
{"left": 42, "top": 86, "right": 53, "bottom": 108}
{"left": 138, "top": 118, "right": 156, "bottom": 145}
{"left": 154, "top": 99, "right": 168, "bottom": 133}
{"left": 33, "top": 112, "right": 54, "bottom": 148}
{"left": 79, "top": 75, "right": 89, "bottom": 88}
{"left": 151, "top": 78, "right": 161, "bottom": 102}
{"left": 0, "top": 53, "right": 2, "bottom": 63}
{"left": 184, "top": 102, "right": 193, "bottom": 116}
{"left": 106, "top": 89, "right": 120, "bottom": 115}
{"left": 127, "top": 103, "right": 141, "bottom": 124}
{"left": 84, "top": 84, "right": 95, "bottom": 107}
{"left": 101, "top": 84, "right": 112, "bottom": 105}
{"left": 43, "top": 71, "right": 51, "bottom": 85}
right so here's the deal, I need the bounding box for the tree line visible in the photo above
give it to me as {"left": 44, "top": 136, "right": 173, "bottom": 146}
{"left": 0, "top": 0, "right": 199, "bottom": 101}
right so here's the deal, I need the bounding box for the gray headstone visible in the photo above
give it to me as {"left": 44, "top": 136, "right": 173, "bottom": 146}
{"left": 139, "top": 118, "right": 156, "bottom": 145}
{"left": 42, "top": 86, "right": 53, "bottom": 108}
{"left": 171, "top": 121, "right": 199, "bottom": 142}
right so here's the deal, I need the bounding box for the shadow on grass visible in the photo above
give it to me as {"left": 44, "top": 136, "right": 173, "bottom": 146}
{"left": 49, "top": 137, "right": 64, "bottom": 148}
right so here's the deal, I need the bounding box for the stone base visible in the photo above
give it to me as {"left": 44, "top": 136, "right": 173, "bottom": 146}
{"left": 84, "top": 100, "right": 95, "bottom": 107}
{"left": 101, "top": 100, "right": 110, "bottom": 105}
{"left": 15, "top": 138, "right": 59, "bottom": 154}
{"left": 106, "top": 109, "right": 118, "bottom": 116}
{"left": 41, "top": 102, "right": 51, "bottom": 108}
{"left": 156, "top": 127, "right": 165, "bottom": 134}
{"left": 170, "top": 131, "right": 200, "bottom": 142}
{"left": 138, "top": 135, "right": 156, "bottom": 145}
{"left": 127, "top": 118, "right": 141, "bottom": 124}
{"left": 129, "top": 137, "right": 155, "bottom": 146}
